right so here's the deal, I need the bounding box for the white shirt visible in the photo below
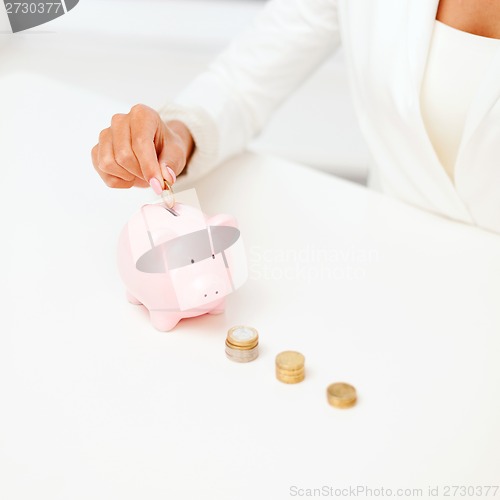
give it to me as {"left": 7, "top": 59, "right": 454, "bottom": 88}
{"left": 159, "top": 0, "right": 500, "bottom": 234}
{"left": 420, "top": 20, "right": 500, "bottom": 183}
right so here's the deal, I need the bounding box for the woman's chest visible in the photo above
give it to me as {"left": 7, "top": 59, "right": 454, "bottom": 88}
{"left": 437, "top": 0, "right": 500, "bottom": 40}
{"left": 337, "top": 0, "right": 500, "bottom": 125}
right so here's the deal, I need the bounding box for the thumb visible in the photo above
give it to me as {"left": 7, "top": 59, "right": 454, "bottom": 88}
{"left": 158, "top": 142, "right": 186, "bottom": 186}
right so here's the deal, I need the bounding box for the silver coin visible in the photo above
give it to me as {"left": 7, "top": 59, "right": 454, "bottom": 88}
{"left": 225, "top": 345, "right": 259, "bottom": 363}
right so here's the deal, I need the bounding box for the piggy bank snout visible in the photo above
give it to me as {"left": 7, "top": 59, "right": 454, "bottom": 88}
{"left": 193, "top": 273, "right": 227, "bottom": 301}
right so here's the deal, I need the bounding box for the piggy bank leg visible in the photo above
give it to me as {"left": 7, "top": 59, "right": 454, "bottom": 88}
{"left": 126, "top": 290, "right": 142, "bottom": 305}
{"left": 208, "top": 298, "right": 226, "bottom": 315}
{"left": 149, "top": 311, "right": 180, "bottom": 332}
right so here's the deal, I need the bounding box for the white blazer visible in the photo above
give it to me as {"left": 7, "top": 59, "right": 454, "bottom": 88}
{"left": 160, "top": 0, "right": 500, "bottom": 234}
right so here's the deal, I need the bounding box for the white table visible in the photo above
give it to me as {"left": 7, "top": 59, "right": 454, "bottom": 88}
{"left": 1, "top": 73, "right": 500, "bottom": 500}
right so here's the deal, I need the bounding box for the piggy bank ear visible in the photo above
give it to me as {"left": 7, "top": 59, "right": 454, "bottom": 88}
{"left": 207, "top": 213, "right": 238, "bottom": 228}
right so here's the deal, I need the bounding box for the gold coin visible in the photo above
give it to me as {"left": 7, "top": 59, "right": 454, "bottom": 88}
{"left": 275, "top": 366, "right": 305, "bottom": 376}
{"left": 276, "top": 369, "right": 305, "bottom": 384}
{"left": 327, "top": 382, "right": 357, "bottom": 409}
{"left": 275, "top": 351, "right": 305, "bottom": 371}
{"left": 275, "top": 351, "right": 305, "bottom": 384}
{"left": 225, "top": 339, "right": 258, "bottom": 351}
{"left": 227, "top": 326, "right": 259, "bottom": 348}
{"left": 161, "top": 179, "right": 175, "bottom": 208}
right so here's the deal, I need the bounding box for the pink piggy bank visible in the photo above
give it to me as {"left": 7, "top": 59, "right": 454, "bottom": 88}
{"left": 117, "top": 201, "right": 247, "bottom": 331}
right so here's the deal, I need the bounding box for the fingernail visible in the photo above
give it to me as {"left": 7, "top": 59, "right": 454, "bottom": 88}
{"left": 149, "top": 177, "right": 162, "bottom": 195}
{"left": 166, "top": 166, "right": 176, "bottom": 184}
{"left": 161, "top": 163, "right": 176, "bottom": 184}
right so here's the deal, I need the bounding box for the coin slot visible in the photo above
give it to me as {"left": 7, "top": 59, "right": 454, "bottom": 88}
{"left": 163, "top": 206, "right": 179, "bottom": 217}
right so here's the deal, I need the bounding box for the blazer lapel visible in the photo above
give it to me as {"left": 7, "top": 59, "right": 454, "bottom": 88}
{"left": 407, "top": 0, "right": 440, "bottom": 98}
{"left": 404, "top": 0, "right": 476, "bottom": 222}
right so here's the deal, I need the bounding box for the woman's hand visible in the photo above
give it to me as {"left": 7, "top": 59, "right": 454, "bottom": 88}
{"left": 91, "top": 104, "right": 194, "bottom": 192}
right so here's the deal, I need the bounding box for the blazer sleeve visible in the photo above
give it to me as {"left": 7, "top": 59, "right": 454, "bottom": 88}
{"left": 159, "top": 0, "right": 341, "bottom": 184}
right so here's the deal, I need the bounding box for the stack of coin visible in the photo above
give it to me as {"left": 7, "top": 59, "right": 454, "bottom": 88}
{"left": 275, "top": 351, "right": 305, "bottom": 384}
{"left": 326, "top": 382, "right": 357, "bottom": 409}
{"left": 225, "top": 326, "right": 259, "bottom": 363}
